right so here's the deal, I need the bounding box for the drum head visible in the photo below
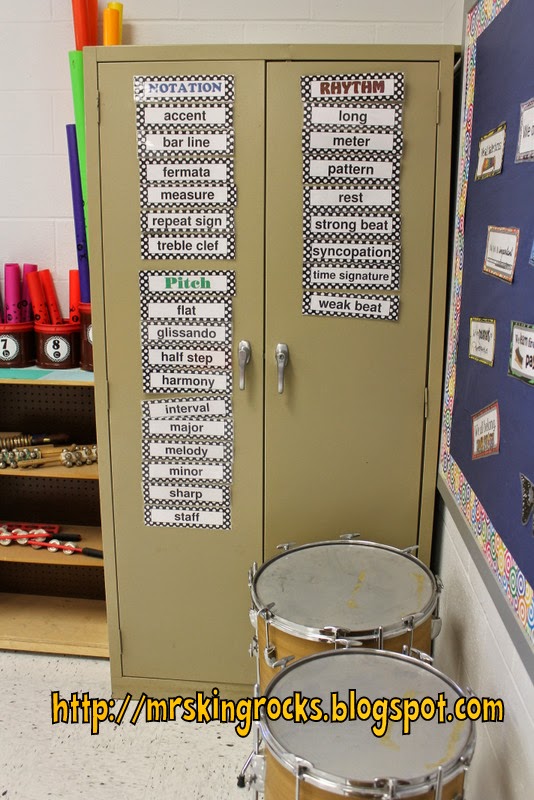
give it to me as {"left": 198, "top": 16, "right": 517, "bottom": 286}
{"left": 262, "top": 650, "right": 475, "bottom": 792}
{"left": 253, "top": 541, "right": 436, "bottom": 636}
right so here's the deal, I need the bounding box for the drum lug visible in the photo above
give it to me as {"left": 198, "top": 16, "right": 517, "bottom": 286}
{"left": 264, "top": 644, "right": 294, "bottom": 670}
{"left": 432, "top": 575, "right": 444, "bottom": 639}
{"left": 249, "top": 636, "right": 258, "bottom": 659}
{"left": 276, "top": 541, "right": 296, "bottom": 552}
{"left": 402, "top": 544, "right": 419, "bottom": 554}
{"left": 339, "top": 532, "right": 360, "bottom": 540}
{"left": 402, "top": 644, "right": 433, "bottom": 664}
{"left": 248, "top": 562, "right": 258, "bottom": 588}
{"left": 431, "top": 616, "right": 443, "bottom": 639}
{"left": 249, "top": 607, "right": 258, "bottom": 630}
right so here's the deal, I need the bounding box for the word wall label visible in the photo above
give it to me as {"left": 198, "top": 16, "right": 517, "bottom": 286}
{"left": 145, "top": 506, "right": 231, "bottom": 530}
{"left": 301, "top": 74, "right": 405, "bottom": 103}
{"left": 142, "top": 396, "right": 232, "bottom": 420}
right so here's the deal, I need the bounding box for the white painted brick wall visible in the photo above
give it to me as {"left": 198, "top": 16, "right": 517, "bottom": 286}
{"left": 0, "top": 0, "right": 458, "bottom": 314}
{"left": 434, "top": 503, "right": 534, "bottom": 799}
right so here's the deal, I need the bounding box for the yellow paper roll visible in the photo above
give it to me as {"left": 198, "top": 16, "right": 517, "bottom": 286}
{"left": 103, "top": 7, "right": 120, "bottom": 46}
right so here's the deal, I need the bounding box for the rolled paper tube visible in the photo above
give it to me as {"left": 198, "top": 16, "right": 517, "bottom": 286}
{"left": 39, "top": 270, "right": 63, "bottom": 324}
{"left": 69, "top": 270, "right": 81, "bottom": 324}
{"left": 103, "top": 7, "right": 120, "bottom": 45}
{"left": 4, "top": 263, "right": 21, "bottom": 323}
{"left": 108, "top": 2, "right": 123, "bottom": 43}
{"left": 86, "top": 0, "right": 99, "bottom": 46}
{"left": 71, "top": 0, "right": 90, "bottom": 50}
{"left": 21, "top": 264, "right": 38, "bottom": 322}
{"left": 66, "top": 124, "right": 90, "bottom": 303}
{"left": 69, "top": 51, "right": 87, "bottom": 217}
{"left": 26, "top": 271, "right": 50, "bottom": 324}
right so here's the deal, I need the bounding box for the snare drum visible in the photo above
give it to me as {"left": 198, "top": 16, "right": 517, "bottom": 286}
{"left": 258, "top": 649, "right": 476, "bottom": 800}
{"left": 249, "top": 539, "right": 442, "bottom": 689}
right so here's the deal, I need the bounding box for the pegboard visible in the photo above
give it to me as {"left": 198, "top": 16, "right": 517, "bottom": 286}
{"left": 0, "top": 475, "right": 101, "bottom": 526}
{"left": 0, "top": 562, "right": 105, "bottom": 600}
{"left": 0, "top": 384, "right": 96, "bottom": 443}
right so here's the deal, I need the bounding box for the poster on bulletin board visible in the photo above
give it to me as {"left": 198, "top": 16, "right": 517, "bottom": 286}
{"left": 440, "top": 0, "right": 534, "bottom": 652}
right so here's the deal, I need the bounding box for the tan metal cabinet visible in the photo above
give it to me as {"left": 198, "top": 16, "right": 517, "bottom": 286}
{"left": 85, "top": 45, "right": 454, "bottom": 697}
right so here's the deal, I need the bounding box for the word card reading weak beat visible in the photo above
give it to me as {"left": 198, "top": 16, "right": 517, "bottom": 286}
{"left": 303, "top": 291, "right": 399, "bottom": 321}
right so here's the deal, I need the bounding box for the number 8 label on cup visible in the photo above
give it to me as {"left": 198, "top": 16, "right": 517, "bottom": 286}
{"left": 44, "top": 335, "right": 70, "bottom": 363}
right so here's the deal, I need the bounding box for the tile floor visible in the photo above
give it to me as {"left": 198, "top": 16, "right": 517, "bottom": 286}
{"left": 0, "top": 651, "right": 253, "bottom": 800}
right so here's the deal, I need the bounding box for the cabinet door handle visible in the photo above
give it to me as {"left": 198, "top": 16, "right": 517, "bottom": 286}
{"left": 275, "top": 343, "right": 289, "bottom": 394}
{"left": 238, "top": 340, "right": 251, "bottom": 390}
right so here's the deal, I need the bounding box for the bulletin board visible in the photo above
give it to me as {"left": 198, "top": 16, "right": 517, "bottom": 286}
{"left": 440, "top": 0, "right": 534, "bottom": 652}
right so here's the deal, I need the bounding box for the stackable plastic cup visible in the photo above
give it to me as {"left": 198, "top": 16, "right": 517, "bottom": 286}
{"left": 34, "top": 320, "right": 80, "bottom": 369}
{"left": 0, "top": 322, "right": 35, "bottom": 367}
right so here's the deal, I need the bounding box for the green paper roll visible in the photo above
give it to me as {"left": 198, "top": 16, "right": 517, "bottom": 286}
{"left": 69, "top": 50, "right": 87, "bottom": 216}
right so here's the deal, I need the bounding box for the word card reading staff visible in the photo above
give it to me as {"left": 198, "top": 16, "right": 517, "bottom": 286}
{"left": 301, "top": 73, "right": 405, "bottom": 103}
{"left": 145, "top": 506, "right": 231, "bottom": 530}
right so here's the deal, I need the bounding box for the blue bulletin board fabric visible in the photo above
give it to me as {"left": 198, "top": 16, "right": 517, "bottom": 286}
{"left": 441, "top": 0, "right": 534, "bottom": 646}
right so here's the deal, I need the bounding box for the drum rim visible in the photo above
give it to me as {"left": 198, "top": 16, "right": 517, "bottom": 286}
{"left": 251, "top": 540, "right": 439, "bottom": 642}
{"left": 259, "top": 648, "right": 477, "bottom": 798}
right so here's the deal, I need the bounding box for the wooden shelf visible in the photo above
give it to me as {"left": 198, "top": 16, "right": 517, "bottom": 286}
{"left": 0, "top": 367, "right": 93, "bottom": 386}
{"left": 0, "top": 463, "right": 98, "bottom": 480}
{"left": 0, "top": 525, "right": 102, "bottom": 567}
{"left": 0, "top": 592, "right": 108, "bottom": 657}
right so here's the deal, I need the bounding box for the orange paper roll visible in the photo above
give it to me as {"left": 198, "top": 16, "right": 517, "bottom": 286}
{"left": 39, "top": 270, "right": 63, "bottom": 325}
{"left": 69, "top": 270, "right": 81, "bottom": 324}
{"left": 71, "top": 0, "right": 90, "bottom": 50}
{"left": 103, "top": 7, "right": 120, "bottom": 45}
{"left": 26, "top": 271, "right": 51, "bottom": 324}
{"left": 108, "top": 2, "right": 123, "bottom": 44}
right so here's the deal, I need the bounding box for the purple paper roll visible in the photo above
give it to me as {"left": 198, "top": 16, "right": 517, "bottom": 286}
{"left": 21, "top": 263, "right": 38, "bottom": 322}
{"left": 66, "top": 124, "right": 90, "bottom": 303}
{"left": 4, "top": 263, "right": 21, "bottom": 323}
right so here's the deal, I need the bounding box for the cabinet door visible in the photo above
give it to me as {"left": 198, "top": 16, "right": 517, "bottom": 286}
{"left": 264, "top": 61, "right": 441, "bottom": 556}
{"left": 96, "top": 60, "right": 264, "bottom": 687}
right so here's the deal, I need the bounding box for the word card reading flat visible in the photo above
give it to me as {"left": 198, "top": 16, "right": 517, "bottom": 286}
{"left": 140, "top": 296, "right": 232, "bottom": 323}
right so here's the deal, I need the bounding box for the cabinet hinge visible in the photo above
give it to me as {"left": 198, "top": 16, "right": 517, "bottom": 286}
{"left": 96, "top": 91, "right": 101, "bottom": 125}
{"left": 424, "top": 387, "right": 429, "bottom": 419}
{"left": 436, "top": 89, "right": 441, "bottom": 125}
